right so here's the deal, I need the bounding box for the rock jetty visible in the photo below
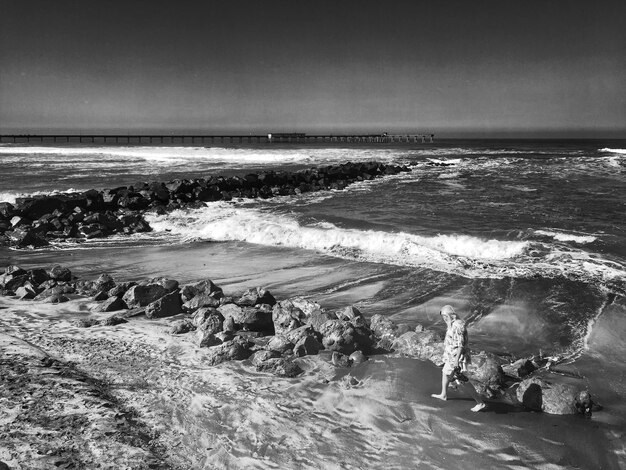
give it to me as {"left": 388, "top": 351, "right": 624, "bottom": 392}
{"left": 0, "top": 263, "right": 596, "bottom": 415}
{"left": 0, "top": 161, "right": 411, "bottom": 248}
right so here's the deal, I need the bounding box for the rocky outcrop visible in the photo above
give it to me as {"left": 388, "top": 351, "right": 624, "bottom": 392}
{"left": 204, "top": 338, "right": 253, "bottom": 365}
{"left": 391, "top": 330, "right": 444, "bottom": 363}
{"left": 123, "top": 284, "right": 169, "bottom": 308}
{"left": 0, "top": 162, "right": 412, "bottom": 248}
{"left": 516, "top": 377, "right": 583, "bottom": 415}
{"left": 318, "top": 319, "right": 374, "bottom": 355}
{"left": 466, "top": 351, "right": 504, "bottom": 395}
{"left": 145, "top": 290, "right": 182, "bottom": 319}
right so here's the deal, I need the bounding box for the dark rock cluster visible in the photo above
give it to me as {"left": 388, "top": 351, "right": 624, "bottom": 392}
{"left": 0, "top": 161, "right": 411, "bottom": 248}
{"left": 0, "top": 263, "right": 593, "bottom": 415}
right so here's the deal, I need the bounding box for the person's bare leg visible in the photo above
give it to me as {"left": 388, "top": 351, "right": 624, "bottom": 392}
{"left": 461, "top": 382, "right": 486, "bottom": 411}
{"left": 431, "top": 371, "right": 450, "bottom": 401}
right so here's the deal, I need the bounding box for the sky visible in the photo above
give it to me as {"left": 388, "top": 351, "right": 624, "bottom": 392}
{"left": 1, "top": 0, "right": 625, "bottom": 137}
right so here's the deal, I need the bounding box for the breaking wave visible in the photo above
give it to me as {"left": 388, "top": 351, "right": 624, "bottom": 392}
{"left": 534, "top": 230, "right": 598, "bottom": 244}
{"left": 599, "top": 148, "right": 626, "bottom": 155}
{"left": 143, "top": 204, "right": 626, "bottom": 287}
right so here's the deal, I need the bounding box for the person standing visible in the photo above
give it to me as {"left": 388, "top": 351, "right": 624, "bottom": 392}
{"left": 431, "top": 305, "right": 486, "bottom": 412}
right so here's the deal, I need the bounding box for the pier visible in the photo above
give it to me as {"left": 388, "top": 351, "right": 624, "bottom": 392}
{"left": 0, "top": 133, "right": 434, "bottom": 144}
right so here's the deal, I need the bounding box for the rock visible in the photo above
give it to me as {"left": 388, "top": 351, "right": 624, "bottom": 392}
{"left": 502, "top": 358, "right": 537, "bottom": 379}
{"left": 3, "top": 274, "right": 29, "bottom": 291}
{"left": 93, "top": 290, "right": 109, "bottom": 301}
{"left": 349, "top": 350, "right": 367, "bottom": 365}
{"left": 94, "top": 273, "right": 116, "bottom": 291}
{"left": 148, "top": 276, "right": 179, "bottom": 293}
{"left": 287, "top": 297, "right": 323, "bottom": 317}
{"left": 318, "top": 320, "right": 374, "bottom": 355}
{"left": 294, "top": 335, "right": 323, "bottom": 357}
{"left": 145, "top": 290, "right": 182, "bottom": 319}
{"left": 391, "top": 330, "right": 444, "bottom": 363}
{"left": 5, "top": 227, "right": 49, "bottom": 247}
{"left": 516, "top": 377, "right": 581, "bottom": 414}
{"left": 15, "top": 195, "right": 67, "bottom": 219}
{"left": 48, "top": 265, "right": 72, "bottom": 282}
{"left": 182, "top": 293, "right": 220, "bottom": 312}
{"left": 46, "top": 294, "right": 70, "bottom": 304}
{"left": 272, "top": 300, "right": 306, "bottom": 335}
{"left": 5, "top": 265, "right": 26, "bottom": 276}
{"left": 250, "top": 349, "right": 281, "bottom": 366}
{"left": 223, "top": 316, "right": 236, "bottom": 333}
{"left": 197, "top": 330, "right": 222, "bottom": 347}
{"left": 236, "top": 287, "right": 276, "bottom": 307}
{"left": 285, "top": 325, "right": 319, "bottom": 344}
{"left": 466, "top": 351, "right": 504, "bottom": 394}
{"left": 27, "top": 267, "right": 49, "bottom": 285}
{"left": 331, "top": 351, "right": 352, "bottom": 367}
{"left": 108, "top": 281, "right": 136, "bottom": 298}
{"left": 180, "top": 279, "right": 223, "bottom": 303}
{"left": 15, "top": 285, "right": 36, "bottom": 299}
{"left": 204, "top": 337, "right": 253, "bottom": 365}
{"left": 267, "top": 335, "right": 294, "bottom": 354}
{"left": 75, "top": 318, "right": 99, "bottom": 328}
{"left": 336, "top": 305, "right": 365, "bottom": 325}
{"left": 193, "top": 307, "right": 223, "bottom": 331}
{"left": 370, "top": 314, "right": 398, "bottom": 340}
{"left": 122, "top": 284, "right": 169, "bottom": 308}
{"left": 0, "top": 201, "right": 15, "bottom": 219}
{"left": 92, "top": 296, "right": 128, "bottom": 312}
{"left": 170, "top": 319, "right": 196, "bottom": 335}
{"left": 305, "top": 311, "right": 338, "bottom": 332}
{"left": 34, "top": 285, "right": 73, "bottom": 300}
{"left": 99, "top": 315, "right": 128, "bottom": 326}
{"left": 255, "top": 358, "right": 303, "bottom": 377}
{"left": 396, "top": 323, "right": 412, "bottom": 336}
{"left": 215, "top": 331, "right": 235, "bottom": 343}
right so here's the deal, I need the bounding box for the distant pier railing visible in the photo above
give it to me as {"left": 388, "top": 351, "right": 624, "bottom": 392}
{"left": 0, "top": 133, "right": 434, "bottom": 144}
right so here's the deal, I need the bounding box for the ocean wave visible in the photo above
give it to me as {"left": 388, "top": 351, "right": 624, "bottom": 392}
{"left": 141, "top": 205, "right": 626, "bottom": 287}
{"left": 534, "top": 230, "right": 598, "bottom": 244}
{"left": 145, "top": 203, "right": 527, "bottom": 267}
{"left": 599, "top": 148, "right": 626, "bottom": 155}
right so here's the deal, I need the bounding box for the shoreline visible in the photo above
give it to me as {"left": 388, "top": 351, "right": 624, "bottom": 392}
{"left": 1, "top": 264, "right": 621, "bottom": 469}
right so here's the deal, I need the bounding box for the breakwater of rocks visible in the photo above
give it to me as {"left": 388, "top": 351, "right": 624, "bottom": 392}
{"left": 0, "top": 161, "right": 411, "bottom": 248}
{"left": 0, "top": 263, "right": 597, "bottom": 416}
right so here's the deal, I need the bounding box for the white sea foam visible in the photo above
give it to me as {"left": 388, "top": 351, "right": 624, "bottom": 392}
{"left": 145, "top": 204, "right": 528, "bottom": 272}
{"left": 534, "top": 230, "right": 597, "bottom": 244}
{"left": 599, "top": 148, "right": 626, "bottom": 155}
{"left": 0, "top": 189, "right": 81, "bottom": 204}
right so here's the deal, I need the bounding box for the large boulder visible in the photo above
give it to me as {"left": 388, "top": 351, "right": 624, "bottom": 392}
{"left": 267, "top": 335, "right": 294, "bottom": 354}
{"left": 196, "top": 330, "right": 223, "bottom": 348}
{"left": 204, "top": 337, "right": 253, "bottom": 365}
{"left": 145, "top": 290, "right": 182, "bottom": 319}
{"left": 216, "top": 303, "right": 272, "bottom": 332}
{"left": 48, "top": 265, "right": 72, "bottom": 282}
{"left": 182, "top": 294, "right": 220, "bottom": 312}
{"left": 255, "top": 358, "right": 303, "bottom": 378}
{"left": 287, "top": 297, "right": 323, "bottom": 317}
{"left": 516, "top": 377, "right": 581, "bottom": 415}
{"left": 15, "top": 196, "right": 66, "bottom": 219}
{"left": 294, "top": 335, "right": 323, "bottom": 357}
{"left": 193, "top": 307, "right": 224, "bottom": 333}
{"left": 502, "top": 358, "right": 537, "bottom": 380}
{"left": 170, "top": 319, "right": 195, "bottom": 335}
{"left": 108, "top": 281, "right": 136, "bottom": 298}
{"left": 336, "top": 305, "right": 367, "bottom": 327}
{"left": 5, "top": 227, "right": 49, "bottom": 248}
{"left": 94, "top": 273, "right": 116, "bottom": 292}
{"left": 250, "top": 349, "right": 281, "bottom": 367}
{"left": 466, "top": 351, "right": 504, "bottom": 394}
{"left": 304, "top": 311, "right": 338, "bottom": 332}
{"left": 123, "top": 284, "right": 169, "bottom": 308}
{"left": 370, "top": 314, "right": 399, "bottom": 340}
{"left": 92, "top": 296, "right": 128, "bottom": 312}
{"left": 391, "top": 330, "right": 444, "bottom": 363}
{"left": 272, "top": 300, "right": 306, "bottom": 335}
{"left": 236, "top": 287, "right": 276, "bottom": 307}
{"left": 180, "top": 279, "right": 223, "bottom": 303}
{"left": 318, "top": 319, "right": 374, "bottom": 355}
{"left": 147, "top": 277, "right": 179, "bottom": 293}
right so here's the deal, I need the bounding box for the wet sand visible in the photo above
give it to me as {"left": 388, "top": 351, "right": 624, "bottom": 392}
{"left": 1, "top": 294, "right": 623, "bottom": 470}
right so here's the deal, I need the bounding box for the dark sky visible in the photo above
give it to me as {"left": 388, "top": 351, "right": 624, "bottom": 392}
{"left": 1, "top": 0, "right": 625, "bottom": 136}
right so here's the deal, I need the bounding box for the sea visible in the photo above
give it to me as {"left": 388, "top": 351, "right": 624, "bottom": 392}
{"left": 1, "top": 139, "right": 625, "bottom": 468}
